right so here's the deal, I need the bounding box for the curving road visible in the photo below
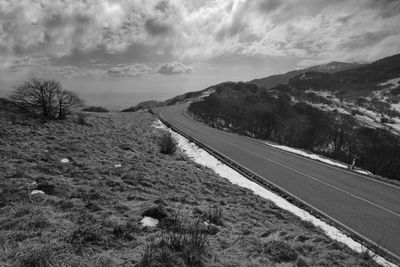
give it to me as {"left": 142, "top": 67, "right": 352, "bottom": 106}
{"left": 154, "top": 103, "right": 400, "bottom": 261}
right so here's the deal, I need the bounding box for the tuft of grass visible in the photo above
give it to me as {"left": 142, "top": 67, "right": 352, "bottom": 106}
{"left": 264, "top": 240, "right": 298, "bottom": 263}
{"left": 158, "top": 131, "right": 177, "bottom": 155}
{"left": 360, "top": 247, "right": 376, "bottom": 265}
{"left": 68, "top": 223, "right": 103, "bottom": 255}
{"left": 14, "top": 245, "right": 56, "bottom": 267}
{"left": 139, "top": 237, "right": 180, "bottom": 267}
{"left": 202, "top": 205, "right": 223, "bottom": 226}
{"left": 27, "top": 213, "right": 51, "bottom": 229}
{"left": 138, "top": 211, "right": 209, "bottom": 266}
{"left": 112, "top": 220, "right": 140, "bottom": 241}
{"left": 58, "top": 199, "right": 74, "bottom": 211}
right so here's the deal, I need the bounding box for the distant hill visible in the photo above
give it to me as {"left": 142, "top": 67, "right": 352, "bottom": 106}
{"left": 249, "top": 61, "right": 364, "bottom": 90}
{"left": 288, "top": 53, "right": 400, "bottom": 95}
{"left": 121, "top": 100, "right": 161, "bottom": 112}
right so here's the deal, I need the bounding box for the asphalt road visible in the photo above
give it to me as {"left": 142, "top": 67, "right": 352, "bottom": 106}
{"left": 155, "top": 103, "right": 400, "bottom": 260}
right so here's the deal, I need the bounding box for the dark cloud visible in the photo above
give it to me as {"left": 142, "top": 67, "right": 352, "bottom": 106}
{"left": 157, "top": 62, "right": 192, "bottom": 75}
{"left": 144, "top": 18, "right": 171, "bottom": 36}
{"left": 365, "top": 0, "right": 400, "bottom": 19}
{"left": 44, "top": 14, "right": 64, "bottom": 28}
{"left": 336, "top": 14, "right": 352, "bottom": 24}
{"left": 155, "top": 0, "right": 170, "bottom": 12}
{"left": 258, "top": 0, "right": 283, "bottom": 13}
{"left": 340, "top": 31, "right": 392, "bottom": 50}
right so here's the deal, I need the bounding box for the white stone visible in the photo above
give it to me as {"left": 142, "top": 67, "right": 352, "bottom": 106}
{"left": 31, "top": 190, "right": 45, "bottom": 195}
{"left": 140, "top": 216, "right": 159, "bottom": 227}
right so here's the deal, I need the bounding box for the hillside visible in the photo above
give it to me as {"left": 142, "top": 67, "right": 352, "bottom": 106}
{"left": 188, "top": 53, "right": 400, "bottom": 181}
{"left": 121, "top": 100, "right": 161, "bottom": 112}
{"left": 282, "top": 53, "right": 400, "bottom": 134}
{"left": 0, "top": 102, "right": 380, "bottom": 266}
{"left": 249, "top": 61, "right": 364, "bottom": 90}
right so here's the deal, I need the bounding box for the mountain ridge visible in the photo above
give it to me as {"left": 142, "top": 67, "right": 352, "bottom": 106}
{"left": 249, "top": 61, "right": 365, "bottom": 90}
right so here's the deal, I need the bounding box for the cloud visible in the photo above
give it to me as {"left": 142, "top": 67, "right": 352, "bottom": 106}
{"left": 157, "top": 62, "right": 192, "bottom": 75}
{"left": 0, "top": 0, "right": 399, "bottom": 79}
{"left": 144, "top": 18, "right": 171, "bottom": 36}
{"left": 339, "top": 31, "right": 393, "bottom": 50}
{"left": 106, "top": 64, "right": 152, "bottom": 77}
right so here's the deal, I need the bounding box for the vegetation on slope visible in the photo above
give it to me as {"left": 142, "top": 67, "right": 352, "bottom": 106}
{"left": 10, "top": 77, "right": 83, "bottom": 120}
{"left": 288, "top": 53, "right": 400, "bottom": 96}
{"left": 121, "top": 100, "right": 160, "bottom": 112}
{"left": 189, "top": 82, "right": 400, "bottom": 181}
{"left": 0, "top": 102, "right": 379, "bottom": 266}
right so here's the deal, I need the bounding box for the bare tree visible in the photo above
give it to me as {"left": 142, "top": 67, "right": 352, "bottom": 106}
{"left": 10, "top": 77, "right": 82, "bottom": 119}
{"left": 57, "top": 90, "right": 83, "bottom": 119}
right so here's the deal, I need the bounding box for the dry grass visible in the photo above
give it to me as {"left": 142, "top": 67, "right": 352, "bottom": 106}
{"left": 158, "top": 130, "right": 177, "bottom": 154}
{"left": 0, "top": 106, "right": 381, "bottom": 266}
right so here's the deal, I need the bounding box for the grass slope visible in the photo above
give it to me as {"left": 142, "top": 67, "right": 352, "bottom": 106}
{"left": 0, "top": 108, "right": 379, "bottom": 266}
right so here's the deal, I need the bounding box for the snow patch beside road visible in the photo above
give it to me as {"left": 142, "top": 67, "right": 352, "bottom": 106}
{"left": 266, "top": 143, "right": 348, "bottom": 168}
{"left": 153, "top": 119, "right": 397, "bottom": 267}
{"left": 264, "top": 142, "right": 373, "bottom": 175}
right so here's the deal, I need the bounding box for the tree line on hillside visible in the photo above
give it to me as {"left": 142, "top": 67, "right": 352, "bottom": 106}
{"left": 189, "top": 90, "right": 400, "bottom": 181}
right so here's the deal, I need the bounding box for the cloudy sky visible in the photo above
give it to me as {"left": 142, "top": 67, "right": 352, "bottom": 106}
{"left": 1, "top": 0, "right": 399, "bottom": 109}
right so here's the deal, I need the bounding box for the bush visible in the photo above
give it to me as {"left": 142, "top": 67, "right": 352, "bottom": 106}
{"left": 10, "top": 77, "right": 82, "bottom": 119}
{"left": 81, "top": 106, "right": 109, "bottom": 113}
{"left": 351, "top": 109, "right": 363, "bottom": 116}
{"left": 158, "top": 131, "right": 177, "bottom": 154}
{"left": 380, "top": 117, "right": 394, "bottom": 124}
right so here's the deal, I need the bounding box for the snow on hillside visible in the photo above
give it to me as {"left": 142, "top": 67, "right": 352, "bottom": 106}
{"left": 297, "top": 85, "right": 400, "bottom": 135}
{"left": 186, "top": 89, "right": 216, "bottom": 104}
{"left": 379, "top": 77, "right": 400, "bottom": 87}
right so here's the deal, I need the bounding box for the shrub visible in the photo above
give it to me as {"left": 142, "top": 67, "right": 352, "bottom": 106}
{"left": 351, "top": 109, "right": 363, "bottom": 116}
{"left": 81, "top": 106, "right": 109, "bottom": 113}
{"left": 10, "top": 77, "right": 82, "bottom": 119}
{"left": 380, "top": 117, "right": 390, "bottom": 123}
{"left": 158, "top": 131, "right": 177, "bottom": 154}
